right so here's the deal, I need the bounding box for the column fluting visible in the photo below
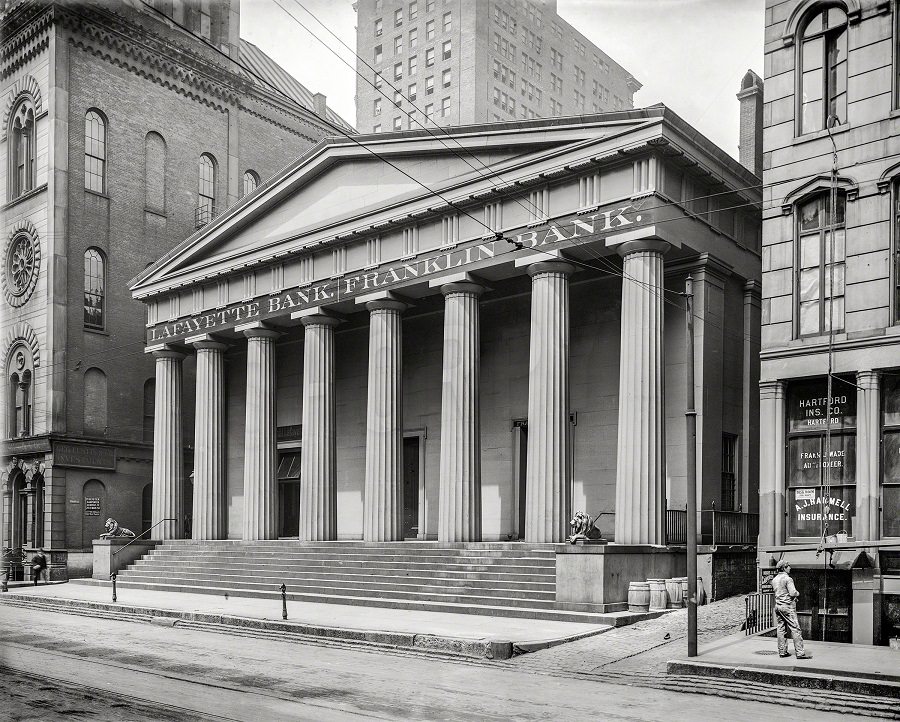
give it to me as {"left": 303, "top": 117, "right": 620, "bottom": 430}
{"left": 525, "top": 261, "right": 575, "bottom": 543}
{"left": 614, "top": 240, "right": 669, "bottom": 545}
{"left": 856, "top": 371, "right": 880, "bottom": 542}
{"left": 759, "top": 380, "right": 785, "bottom": 547}
{"left": 299, "top": 314, "right": 341, "bottom": 541}
{"left": 438, "top": 282, "right": 484, "bottom": 542}
{"left": 363, "top": 299, "right": 406, "bottom": 541}
{"left": 191, "top": 340, "right": 227, "bottom": 540}
{"left": 242, "top": 327, "right": 280, "bottom": 541}
{"left": 151, "top": 349, "right": 184, "bottom": 540}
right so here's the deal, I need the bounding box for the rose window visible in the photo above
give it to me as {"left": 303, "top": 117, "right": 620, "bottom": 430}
{"left": 3, "top": 226, "right": 41, "bottom": 308}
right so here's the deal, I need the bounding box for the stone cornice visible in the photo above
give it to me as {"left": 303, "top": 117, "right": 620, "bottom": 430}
{"left": 0, "top": 3, "right": 53, "bottom": 81}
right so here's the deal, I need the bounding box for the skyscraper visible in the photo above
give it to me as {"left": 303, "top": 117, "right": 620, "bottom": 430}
{"left": 355, "top": 0, "right": 640, "bottom": 132}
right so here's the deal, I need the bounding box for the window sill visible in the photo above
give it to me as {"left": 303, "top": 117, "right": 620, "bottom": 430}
{"left": 85, "top": 188, "right": 110, "bottom": 200}
{"left": 1, "top": 184, "right": 48, "bottom": 211}
{"left": 792, "top": 122, "right": 850, "bottom": 146}
{"left": 84, "top": 327, "right": 110, "bottom": 336}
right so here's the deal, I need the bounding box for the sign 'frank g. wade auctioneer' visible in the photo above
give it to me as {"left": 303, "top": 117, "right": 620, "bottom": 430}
{"left": 146, "top": 204, "right": 648, "bottom": 344}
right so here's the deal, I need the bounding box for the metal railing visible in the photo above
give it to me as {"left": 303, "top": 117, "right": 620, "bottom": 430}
{"left": 744, "top": 591, "right": 775, "bottom": 635}
{"left": 112, "top": 518, "right": 176, "bottom": 556}
{"left": 666, "top": 506, "right": 759, "bottom": 546}
{"left": 667, "top": 510, "right": 687, "bottom": 545}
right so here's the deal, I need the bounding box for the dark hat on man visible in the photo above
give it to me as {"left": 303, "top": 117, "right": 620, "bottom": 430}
{"left": 775, "top": 559, "right": 791, "bottom": 571}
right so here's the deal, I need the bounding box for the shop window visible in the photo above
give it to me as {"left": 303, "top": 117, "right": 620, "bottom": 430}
{"left": 796, "top": 192, "right": 845, "bottom": 337}
{"left": 882, "top": 375, "right": 900, "bottom": 537}
{"left": 798, "top": 6, "right": 847, "bottom": 134}
{"left": 786, "top": 378, "right": 856, "bottom": 539}
{"left": 84, "top": 248, "right": 106, "bottom": 329}
{"left": 84, "top": 110, "right": 107, "bottom": 193}
{"left": 9, "top": 98, "right": 35, "bottom": 199}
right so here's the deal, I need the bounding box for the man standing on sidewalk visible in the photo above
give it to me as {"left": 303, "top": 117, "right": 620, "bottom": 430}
{"left": 772, "top": 560, "right": 811, "bottom": 659}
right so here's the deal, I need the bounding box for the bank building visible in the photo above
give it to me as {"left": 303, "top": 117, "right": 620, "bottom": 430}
{"left": 123, "top": 103, "right": 764, "bottom": 617}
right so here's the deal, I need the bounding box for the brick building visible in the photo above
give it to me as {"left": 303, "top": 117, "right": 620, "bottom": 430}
{"left": 759, "top": 0, "right": 900, "bottom": 645}
{"left": 355, "top": 0, "right": 640, "bottom": 133}
{"left": 0, "top": 0, "right": 351, "bottom": 578}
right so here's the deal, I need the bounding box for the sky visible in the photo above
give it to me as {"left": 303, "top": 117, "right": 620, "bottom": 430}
{"left": 241, "top": 0, "right": 765, "bottom": 160}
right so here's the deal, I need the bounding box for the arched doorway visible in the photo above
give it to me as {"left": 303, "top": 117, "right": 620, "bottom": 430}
{"left": 10, "top": 468, "right": 26, "bottom": 549}
{"left": 82, "top": 479, "right": 107, "bottom": 549}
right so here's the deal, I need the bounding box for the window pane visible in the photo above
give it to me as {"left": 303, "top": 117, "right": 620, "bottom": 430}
{"left": 802, "top": 36, "right": 824, "bottom": 73}
{"left": 883, "top": 431, "right": 900, "bottom": 483}
{"left": 799, "top": 300, "right": 819, "bottom": 335}
{"left": 824, "top": 229, "right": 845, "bottom": 263}
{"left": 824, "top": 295, "right": 844, "bottom": 332}
{"left": 883, "top": 485, "right": 900, "bottom": 537}
{"left": 803, "top": 11, "right": 823, "bottom": 36}
{"left": 788, "top": 486, "right": 855, "bottom": 538}
{"left": 884, "top": 377, "right": 900, "bottom": 427}
{"left": 799, "top": 199, "right": 820, "bottom": 231}
{"left": 800, "top": 233, "right": 820, "bottom": 267}
{"left": 788, "top": 435, "right": 822, "bottom": 487}
{"left": 799, "top": 267, "right": 819, "bottom": 302}
{"left": 824, "top": 263, "right": 844, "bottom": 297}
{"left": 827, "top": 433, "right": 855, "bottom": 486}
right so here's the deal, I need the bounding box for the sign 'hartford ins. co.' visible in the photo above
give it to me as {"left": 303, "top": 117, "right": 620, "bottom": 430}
{"left": 146, "top": 204, "right": 645, "bottom": 345}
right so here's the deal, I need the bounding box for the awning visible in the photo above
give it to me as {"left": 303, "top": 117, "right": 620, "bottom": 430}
{"left": 771, "top": 548, "right": 873, "bottom": 570}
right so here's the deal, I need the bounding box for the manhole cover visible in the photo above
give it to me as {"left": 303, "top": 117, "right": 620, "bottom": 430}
{"left": 753, "top": 650, "right": 779, "bottom": 655}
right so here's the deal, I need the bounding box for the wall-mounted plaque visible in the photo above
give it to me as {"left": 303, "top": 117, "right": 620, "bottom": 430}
{"left": 54, "top": 442, "right": 116, "bottom": 470}
{"left": 84, "top": 497, "right": 101, "bottom": 516}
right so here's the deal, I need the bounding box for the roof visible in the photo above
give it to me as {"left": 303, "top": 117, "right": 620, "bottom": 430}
{"left": 239, "top": 39, "right": 354, "bottom": 133}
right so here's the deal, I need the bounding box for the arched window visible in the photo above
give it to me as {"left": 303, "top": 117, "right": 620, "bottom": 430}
{"left": 799, "top": 6, "right": 848, "bottom": 134}
{"left": 84, "top": 248, "right": 106, "bottom": 329}
{"left": 144, "top": 131, "right": 166, "bottom": 211}
{"left": 84, "top": 110, "right": 107, "bottom": 193}
{"left": 83, "top": 367, "right": 108, "bottom": 436}
{"left": 242, "top": 169, "right": 259, "bottom": 197}
{"left": 197, "top": 154, "right": 216, "bottom": 228}
{"left": 797, "top": 192, "right": 845, "bottom": 336}
{"left": 9, "top": 99, "right": 35, "bottom": 199}
{"left": 7, "top": 344, "right": 34, "bottom": 438}
{"left": 143, "top": 378, "right": 155, "bottom": 443}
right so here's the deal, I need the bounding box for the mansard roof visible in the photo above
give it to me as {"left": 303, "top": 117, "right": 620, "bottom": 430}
{"left": 130, "top": 106, "right": 759, "bottom": 300}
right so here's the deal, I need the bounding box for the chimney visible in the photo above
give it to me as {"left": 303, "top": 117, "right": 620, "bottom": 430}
{"left": 736, "top": 69, "right": 763, "bottom": 178}
{"left": 313, "top": 92, "right": 327, "bottom": 118}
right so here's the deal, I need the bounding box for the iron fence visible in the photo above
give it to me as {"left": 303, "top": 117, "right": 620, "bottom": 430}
{"left": 744, "top": 591, "right": 775, "bottom": 635}
{"left": 666, "top": 509, "right": 687, "bottom": 545}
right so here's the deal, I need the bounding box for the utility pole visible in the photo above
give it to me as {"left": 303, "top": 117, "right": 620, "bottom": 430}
{"left": 685, "top": 275, "right": 698, "bottom": 657}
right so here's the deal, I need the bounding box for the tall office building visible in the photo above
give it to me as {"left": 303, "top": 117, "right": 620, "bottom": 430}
{"left": 355, "top": 0, "right": 640, "bottom": 132}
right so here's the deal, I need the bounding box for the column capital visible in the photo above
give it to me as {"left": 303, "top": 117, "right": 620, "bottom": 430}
{"left": 365, "top": 298, "right": 408, "bottom": 313}
{"left": 857, "top": 370, "right": 880, "bottom": 389}
{"left": 759, "top": 379, "right": 785, "bottom": 399}
{"left": 743, "top": 279, "right": 762, "bottom": 298}
{"left": 527, "top": 260, "right": 575, "bottom": 278}
{"left": 186, "top": 334, "right": 228, "bottom": 352}
{"left": 149, "top": 347, "right": 186, "bottom": 361}
{"left": 300, "top": 313, "right": 343, "bottom": 328}
{"left": 617, "top": 239, "right": 670, "bottom": 258}
{"left": 238, "top": 322, "right": 281, "bottom": 340}
{"left": 440, "top": 281, "right": 485, "bottom": 297}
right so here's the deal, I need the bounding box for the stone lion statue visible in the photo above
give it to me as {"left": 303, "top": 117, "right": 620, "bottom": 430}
{"left": 567, "top": 511, "right": 604, "bottom": 544}
{"left": 99, "top": 518, "right": 136, "bottom": 539}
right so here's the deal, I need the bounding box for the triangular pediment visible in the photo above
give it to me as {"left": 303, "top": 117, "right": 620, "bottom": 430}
{"left": 131, "top": 113, "right": 666, "bottom": 296}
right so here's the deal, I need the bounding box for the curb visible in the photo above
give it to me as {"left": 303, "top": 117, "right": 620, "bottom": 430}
{"left": 0, "top": 593, "right": 566, "bottom": 660}
{"left": 666, "top": 659, "right": 900, "bottom": 700}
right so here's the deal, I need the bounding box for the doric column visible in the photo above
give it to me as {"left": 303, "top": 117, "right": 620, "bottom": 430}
{"left": 299, "top": 314, "right": 341, "bottom": 541}
{"left": 856, "top": 371, "right": 880, "bottom": 542}
{"left": 525, "top": 261, "right": 575, "bottom": 543}
{"left": 190, "top": 338, "right": 227, "bottom": 540}
{"left": 151, "top": 348, "right": 184, "bottom": 540}
{"left": 759, "top": 380, "right": 785, "bottom": 547}
{"left": 363, "top": 299, "right": 406, "bottom": 541}
{"left": 438, "top": 282, "right": 484, "bottom": 542}
{"left": 241, "top": 326, "right": 279, "bottom": 541}
{"left": 614, "top": 240, "right": 668, "bottom": 545}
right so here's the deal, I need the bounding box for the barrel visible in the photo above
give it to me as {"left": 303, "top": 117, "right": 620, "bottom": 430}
{"left": 648, "top": 578, "right": 669, "bottom": 611}
{"left": 665, "top": 577, "right": 684, "bottom": 609}
{"left": 627, "top": 581, "right": 650, "bottom": 612}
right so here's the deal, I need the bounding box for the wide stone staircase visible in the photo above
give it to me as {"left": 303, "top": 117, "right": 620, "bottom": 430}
{"left": 90, "top": 540, "right": 612, "bottom": 623}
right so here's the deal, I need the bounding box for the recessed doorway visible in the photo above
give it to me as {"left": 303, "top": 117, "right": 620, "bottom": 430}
{"left": 277, "top": 450, "right": 302, "bottom": 538}
{"left": 403, "top": 435, "right": 420, "bottom": 539}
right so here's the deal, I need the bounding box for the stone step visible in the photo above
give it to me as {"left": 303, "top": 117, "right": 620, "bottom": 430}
{"left": 124, "top": 562, "right": 555, "bottom": 584}
{"left": 115, "top": 573, "right": 559, "bottom": 607}
{"left": 76, "top": 578, "right": 617, "bottom": 623}
{"left": 143, "top": 549, "right": 557, "bottom": 564}
{"left": 128, "top": 557, "right": 555, "bottom": 575}
{"left": 155, "top": 541, "right": 562, "bottom": 552}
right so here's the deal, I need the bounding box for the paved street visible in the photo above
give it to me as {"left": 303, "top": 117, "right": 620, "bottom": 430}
{"left": 0, "top": 602, "right": 887, "bottom": 721}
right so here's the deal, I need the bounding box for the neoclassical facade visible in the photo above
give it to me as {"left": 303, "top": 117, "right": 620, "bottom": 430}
{"left": 0, "top": 0, "right": 350, "bottom": 577}
{"left": 133, "top": 109, "right": 762, "bottom": 545}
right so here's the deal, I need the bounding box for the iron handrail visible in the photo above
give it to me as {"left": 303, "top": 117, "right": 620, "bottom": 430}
{"left": 112, "top": 518, "right": 176, "bottom": 556}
